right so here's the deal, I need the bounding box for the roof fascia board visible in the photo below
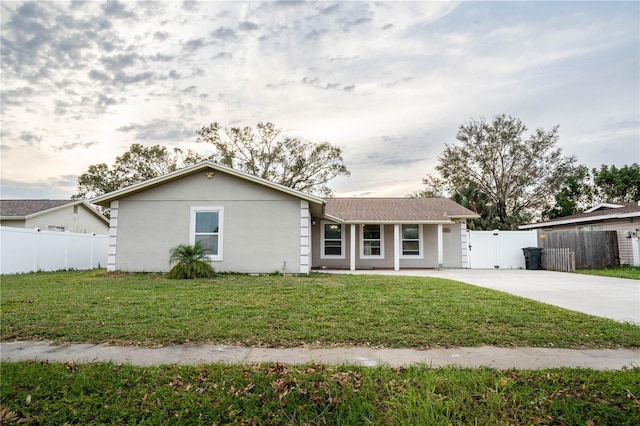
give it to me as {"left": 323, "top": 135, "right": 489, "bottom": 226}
{"left": 21, "top": 200, "right": 82, "bottom": 220}
{"left": 584, "top": 203, "right": 625, "bottom": 213}
{"left": 91, "top": 162, "right": 325, "bottom": 207}
{"left": 341, "top": 220, "right": 456, "bottom": 225}
{"left": 519, "top": 211, "right": 640, "bottom": 229}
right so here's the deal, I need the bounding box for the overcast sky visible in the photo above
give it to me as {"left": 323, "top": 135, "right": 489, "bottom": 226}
{"left": 1, "top": 0, "right": 638, "bottom": 199}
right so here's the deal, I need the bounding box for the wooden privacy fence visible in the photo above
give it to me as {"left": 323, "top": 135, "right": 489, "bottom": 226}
{"left": 537, "top": 230, "right": 619, "bottom": 269}
{"left": 542, "top": 248, "right": 575, "bottom": 272}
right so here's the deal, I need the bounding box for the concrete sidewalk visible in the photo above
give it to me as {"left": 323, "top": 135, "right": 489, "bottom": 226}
{"left": 330, "top": 269, "right": 640, "bottom": 324}
{"left": 2, "top": 341, "right": 639, "bottom": 370}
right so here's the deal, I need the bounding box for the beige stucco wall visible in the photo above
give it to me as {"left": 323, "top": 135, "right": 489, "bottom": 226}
{"left": 1, "top": 205, "right": 108, "bottom": 234}
{"left": 310, "top": 222, "right": 464, "bottom": 269}
{"left": 113, "top": 170, "right": 305, "bottom": 273}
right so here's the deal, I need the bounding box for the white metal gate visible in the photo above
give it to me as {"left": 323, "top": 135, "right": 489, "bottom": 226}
{"left": 468, "top": 230, "right": 538, "bottom": 269}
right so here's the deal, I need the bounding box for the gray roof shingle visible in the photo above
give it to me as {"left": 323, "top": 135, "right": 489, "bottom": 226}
{"left": 0, "top": 199, "right": 78, "bottom": 217}
{"left": 325, "top": 198, "right": 479, "bottom": 222}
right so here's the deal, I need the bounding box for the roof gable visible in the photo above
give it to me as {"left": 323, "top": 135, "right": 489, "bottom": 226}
{"left": 325, "top": 198, "right": 479, "bottom": 223}
{"left": 91, "top": 161, "right": 326, "bottom": 208}
{"left": 0, "top": 199, "right": 109, "bottom": 224}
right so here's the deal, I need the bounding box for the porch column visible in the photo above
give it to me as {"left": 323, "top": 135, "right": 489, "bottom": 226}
{"left": 394, "top": 224, "right": 400, "bottom": 271}
{"left": 437, "top": 224, "right": 443, "bottom": 269}
{"left": 350, "top": 224, "right": 356, "bottom": 271}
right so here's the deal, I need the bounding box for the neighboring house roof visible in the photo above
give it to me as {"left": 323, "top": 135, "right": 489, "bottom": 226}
{"left": 520, "top": 202, "right": 640, "bottom": 229}
{"left": 0, "top": 199, "right": 109, "bottom": 224}
{"left": 325, "top": 198, "right": 480, "bottom": 224}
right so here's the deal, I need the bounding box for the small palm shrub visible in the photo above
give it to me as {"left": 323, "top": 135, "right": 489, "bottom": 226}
{"left": 168, "top": 241, "right": 215, "bottom": 279}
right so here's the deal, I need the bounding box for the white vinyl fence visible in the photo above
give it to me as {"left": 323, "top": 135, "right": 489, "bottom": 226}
{"left": 0, "top": 226, "right": 108, "bottom": 274}
{"left": 468, "top": 230, "right": 538, "bottom": 269}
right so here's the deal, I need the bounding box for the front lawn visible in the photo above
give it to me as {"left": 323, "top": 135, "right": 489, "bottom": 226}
{"left": 2, "top": 362, "right": 639, "bottom": 425}
{"left": 576, "top": 265, "right": 640, "bottom": 280}
{"left": 2, "top": 270, "right": 638, "bottom": 349}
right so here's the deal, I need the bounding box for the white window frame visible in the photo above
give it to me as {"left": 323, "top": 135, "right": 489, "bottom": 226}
{"left": 190, "top": 207, "right": 224, "bottom": 261}
{"left": 360, "top": 224, "right": 385, "bottom": 259}
{"left": 321, "top": 221, "right": 345, "bottom": 259}
{"left": 400, "top": 224, "right": 423, "bottom": 259}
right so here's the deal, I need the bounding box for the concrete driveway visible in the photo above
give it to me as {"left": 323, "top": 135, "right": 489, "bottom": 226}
{"left": 331, "top": 269, "right": 640, "bottom": 324}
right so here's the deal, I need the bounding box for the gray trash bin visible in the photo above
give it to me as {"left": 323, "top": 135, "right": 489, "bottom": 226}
{"left": 522, "top": 247, "right": 543, "bottom": 270}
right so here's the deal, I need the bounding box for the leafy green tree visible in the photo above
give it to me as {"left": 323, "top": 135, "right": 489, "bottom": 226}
{"left": 196, "top": 122, "right": 350, "bottom": 196}
{"left": 74, "top": 143, "right": 207, "bottom": 200}
{"left": 419, "top": 115, "right": 577, "bottom": 229}
{"left": 450, "top": 184, "right": 496, "bottom": 230}
{"left": 592, "top": 163, "right": 640, "bottom": 203}
{"left": 167, "top": 241, "right": 215, "bottom": 279}
{"left": 542, "top": 165, "right": 594, "bottom": 219}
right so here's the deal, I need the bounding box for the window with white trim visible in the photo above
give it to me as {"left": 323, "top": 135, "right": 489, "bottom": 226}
{"left": 361, "top": 224, "right": 384, "bottom": 258}
{"left": 321, "top": 222, "right": 344, "bottom": 258}
{"left": 191, "top": 207, "right": 223, "bottom": 260}
{"left": 401, "top": 224, "right": 423, "bottom": 258}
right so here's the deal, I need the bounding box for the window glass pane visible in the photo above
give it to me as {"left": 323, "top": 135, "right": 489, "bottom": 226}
{"left": 402, "top": 224, "right": 419, "bottom": 240}
{"left": 402, "top": 241, "right": 420, "bottom": 255}
{"left": 196, "top": 211, "right": 219, "bottom": 233}
{"left": 325, "top": 247, "right": 341, "bottom": 256}
{"left": 195, "top": 235, "right": 218, "bottom": 255}
{"left": 363, "top": 225, "right": 380, "bottom": 239}
{"left": 324, "top": 224, "right": 342, "bottom": 240}
{"left": 363, "top": 240, "right": 381, "bottom": 256}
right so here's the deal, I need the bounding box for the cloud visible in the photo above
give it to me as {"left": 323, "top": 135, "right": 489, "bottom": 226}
{"left": 149, "top": 53, "right": 174, "bottom": 62}
{"left": 184, "top": 38, "right": 206, "bottom": 51}
{"left": 113, "top": 71, "right": 156, "bottom": 85}
{"left": 102, "top": 1, "right": 134, "bottom": 19}
{"left": 19, "top": 132, "right": 42, "bottom": 145}
{"left": 100, "top": 52, "right": 142, "bottom": 71}
{"left": 213, "top": 52, "right": 233, "bottom": 60}
{"left": 239, "top": 21, "right": 259, "bottom": 31}
{"left": 117, "top": 120, "right": 195, "bottom": 141}
{"left": 1, "top": 87, "right": 35, "bottom": 107}
{"left": 154, "top": 31, "right": 169, "bottom": 41}
{"left": 0, "top": 176, "right": 78, "bottom": 199}
{"left": 211, "top": 27, "right": 237, "bottom": 40}
{"left": 88, "top": 69, "right": 111, "bottom": 82}
{"left": 342, "top": 85, "right": 356, "bottom": 92}
{"left": 53, "top": 141, "right": 99, "bottom": 152}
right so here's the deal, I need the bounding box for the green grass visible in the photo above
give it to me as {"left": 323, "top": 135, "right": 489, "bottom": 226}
{"left": 576, "top": 265, "right": 640, "bottom": 280}
{"left": 1, "top": 361, "right": 639, "bottom": 425}
{"left": 2, "top": 270, "right": 639, "bottom": 349}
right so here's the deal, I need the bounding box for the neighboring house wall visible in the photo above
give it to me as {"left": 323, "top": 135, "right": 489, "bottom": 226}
{"left": 25, "top": 205, "right": 108, "bottom": 234}
{"left": 536, "top": 219, "right": 639, "bottom": 265}
{"left": 112, "top": 171, "right": 305, "bottom": 273}
{"left": 1, "top": 205, "right": 108, "bottom": 234}
{"left": 0, "top": 219, "right": 25, "bottom": 228}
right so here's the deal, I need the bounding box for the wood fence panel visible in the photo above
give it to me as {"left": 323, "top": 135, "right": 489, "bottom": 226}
{"left": 537, "top": 231, "right": 619, "bottom": 269}
{"left": 542, "top": 248, "right": 575, "bottom": 272}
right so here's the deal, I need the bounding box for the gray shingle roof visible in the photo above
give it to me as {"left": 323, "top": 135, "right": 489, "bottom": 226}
{"left": 523, "top": 202, "right": 640, "bottom": 228}
{"left": 0, "top": 199, "right": 77, "bottom": 217}
{"left": 325, "top": 198, "right": 479, "bottom": 222}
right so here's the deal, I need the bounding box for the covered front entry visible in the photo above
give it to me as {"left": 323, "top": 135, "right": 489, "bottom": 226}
{"left": 311, "top": 221, "right": 468, "bottom": 270}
